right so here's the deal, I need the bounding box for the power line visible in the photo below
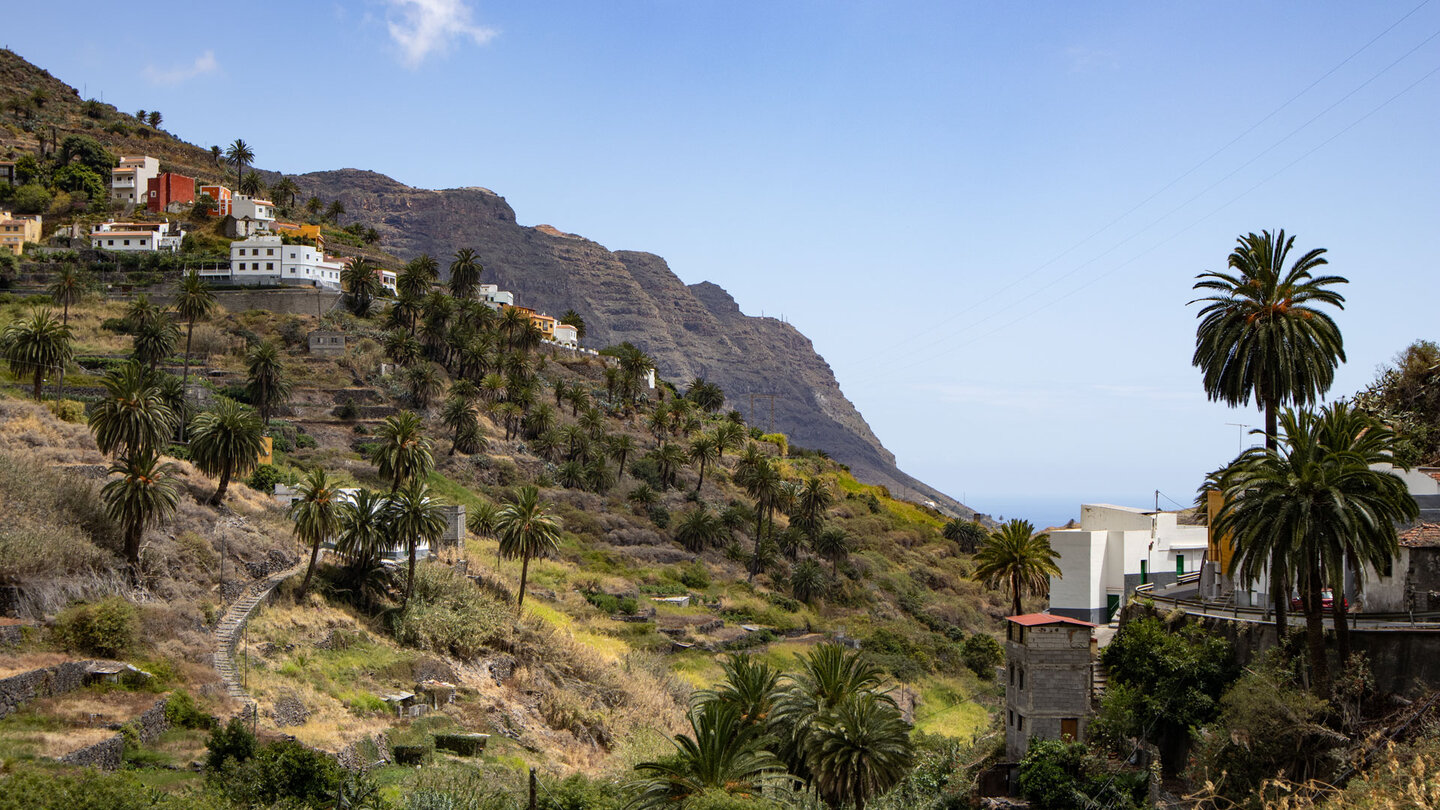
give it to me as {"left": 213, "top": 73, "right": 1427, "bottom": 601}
{"left": 854, "top": 2, "right": 1439, "bottom": 364}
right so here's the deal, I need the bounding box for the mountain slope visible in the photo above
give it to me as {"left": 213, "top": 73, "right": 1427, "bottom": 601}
{"left": 295, "top": 169, "right": 969, "bottom": 515}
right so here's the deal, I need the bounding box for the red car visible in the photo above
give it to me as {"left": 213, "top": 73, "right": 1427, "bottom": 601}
{"left": 1290, "top": 589, "right": 1349, "bottom": 611}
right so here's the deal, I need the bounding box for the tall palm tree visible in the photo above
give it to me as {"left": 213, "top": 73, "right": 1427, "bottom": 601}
{"left": 388, "top": 481, "right": 449, "bottom": 609}
{"left": 336, "top": 488, "right": 393, "bottom": 574}
{"left": 244, "top": 341, "right": 291, "bottom": 425}
{"left": 699, "top": 655, "right": 781, "bottom": 727}
{"left": 740, "top": 458, "right": 787, "bottom": 580}
{"left": 102, "top": 448, "right": 181, "bottom": 583}
{"left": 675, "top": 506, "right": 725, "bottom": 553}
{"left": 225, "top": 139, "right": 254, "bottom": 186}
{"left": 189, "top": 398, "right": 264, "bottom": 506}
{"left": 369, "top": 411, "right": 434, "bottom": 492}
{"left": 771, "top": 643, "right": 895, "bottom": 786}
{"left": 1215, "top": 404, "right": 1416, "bottom": 693}
{"left": 173, "top": 270, "right": 216, "bottom": 385}
{"left": 630, "top": 701, "right": 789, "bottom": 810}
{"left": 654, "top": 442, "right": 687, "bottom": 491}
{"left": 688, "top": 434, "right": 721, "bottom": 493}
{"left": 89, "top": 361, "right": 178, "bottom": 459}
{"left": 291, "top": 468, "right": 342, "bottom": 597}
{"left": 405, "top": 362, "right": 444, "bottom": 410}
{"left": 813, "top": 527, "right": 851, "bottom": 575}
{"left": 607, "top": 434, "right": 637, "bottom": 481}
{"left": 973, "top": 519, "right": 1061, "bottom": 617}
{"left": 325, "top": 199, "right": 346, "bottom": 225}
{"left": 132, "top": 317, "right": 179, "bottom": 371}
{"left": 495, "top": 485, "right": 562, "bottom": 615}
{"left": 1191, "top": 229, "right": 1347, "bottom": 632}
{"left": 791, "top": 476, "right": 834, "bottom": 541}
{"left": 271, "top": 176, "right": 299, "bottom": 209}
{"left": 714, "top": 421, "right": 746, "bottom": 464}
{"left": 441, "top": 392, "right": 481, "bottom": 455}
{"left": 210, "top": 145, "right": 223, "bottom": 166}
{"left": 809, "top": 693, "right": 914, "bottom": 810}
{"left": 3, "top": 307, "right": 72, "bottom": 401}
{"left": 448, "top": 248, "right": 482, "bottom": 300}
{"left": 238, "top": 171, "right": 264, "bottom": 198}
{"left": 48, "top": 265, "right": 83, "bottom": 326}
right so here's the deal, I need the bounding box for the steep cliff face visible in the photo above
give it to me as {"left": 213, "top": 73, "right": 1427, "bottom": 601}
{"left": 296, "top": 170, "right": 971, "bottom": 515}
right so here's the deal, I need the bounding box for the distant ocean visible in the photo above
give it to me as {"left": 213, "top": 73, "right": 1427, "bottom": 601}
{"left": 966, "top": 493, "right": 1177, "bottom": 530}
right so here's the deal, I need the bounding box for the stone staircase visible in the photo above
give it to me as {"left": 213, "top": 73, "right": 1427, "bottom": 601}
{"left": 1092, "top": 662, "right": 1110, "bottom": 706}
{"left": 211, "top": 564, "right": 305, "bottom": 704}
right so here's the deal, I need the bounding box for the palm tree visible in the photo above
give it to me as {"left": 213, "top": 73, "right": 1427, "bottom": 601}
{"left": 559, "top": 309, "right": 586, "bottom": 341}
{"left": 210, "top": 145, "right": 223, "bottom": 166}
{"left": 305, "top": 196, "right": 323, "bottom": 218}
{"left": 3, "top": 307, "right": 72, "bottom": 401}
{"left": 341, "top": 258, "right": 381, "bottom": 317}
{"left": 124, "top": 294, "right": 163, "bottom": 332}
{"left": 688, "top": 435, "right": 721, "bottom": 493}
{"left": 973, "top": 519, "right": 1062, "bottom": 617}
{"left": 291, "top": 468, "right": 342, "bottom": 597}
{"left": 48, "top": 265, "right": 83, "bottom": 326}
{"left": 1214, "top": 404, "right": 1416, "bottom": 693}
{"left": 326, "top": 199, "right": 346, "bottom": 225}
{"left": 942, "top": 518, "right": 986, "bottom": 554}
{"left": 405, "top": 362, "right": 444, "bottom": 410}
{"left": 809, "top": 693, "right": 914, "bottom": 810}
{"left": 188, "top": 398, "right": 264, "bottom": 506}
{"left": 89, "top": 361, "right": 178, "bottom": 459}
{"left": 132, "top": 317, "right": 179, "bottom": 371}
{"left": 383, "top": 328, "right": 422, "bottom": 367}
{"left": 388, "top": 481, "right": 449, "bottom": 609}
{"left": 630, "top": 702, "right": 789, "bottom": 810}
{"left": 675, "top": 506, "right": 725, "bottom": 553}
{"left": 441, "top": 392, "right": 481, "bottom": 455}
{"left": 102, "top": 448, "right": 181, "bottom": 583}
{"left": 1191, "top": 229, "right": 1347, "bottom": 631}
{"left": 239, "top": 171, "right": 264, "bottom": 198}
{"left": 607, "top": 434, "right": 637, "bottom": 481}
{"left": 628, "top": 483, "right": 658, "bottom": 512}
{"left": 336, "top": 488, "right": 393, "bottom": 573}
{"left": 714, "top": 421, "right": 746, "bottom": 463}
{"left": 700, "top": 655, "right": 781, "bottom": 727}
{"left": 448, "top": 248, "right": 482, "bottom": 300}
{"left": 370, "top": 411, "right": 434, "bottom": 492}
{"left": 225, "top": 139, "right": 254, "bottom": 186}
{"left": 173, "top": 271, "right": 216, "bottom": 385}
{"left": 271, "top": 176, "right": 299, "bottom": 209}
{"left": 791, "top": 476, "right": 834, "bottom": 541}
{"left": 686, "top": 378, "right": 726, "bottom": 413}
{"left": 244, "top": 341, "right": 291, "bottom": 425}
{"left": 495, "top": 485, "right": 562, "bottom": 615}
{"left": 771, "top": 643, "right": 894, "bottom": 785}
{"left": 813, "top": 527, "right": 851, "bottom": 575}
{"left": 740, "top": 457, "right": 787, "bottom": 580}
{"left": 790, "top": 558, "right": 826, "bottom": 603}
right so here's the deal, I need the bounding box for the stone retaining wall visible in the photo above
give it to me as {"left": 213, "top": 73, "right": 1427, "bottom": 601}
{"left": 59, "top": 734, "right": 124, "bottom": 770}
{"left": 0, "top": 660, "right": 92, "bottom": 719}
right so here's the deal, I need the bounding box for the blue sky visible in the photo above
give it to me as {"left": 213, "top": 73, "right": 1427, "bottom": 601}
{"left": 12, "top": 2, "right": 1440, "bottom": 526}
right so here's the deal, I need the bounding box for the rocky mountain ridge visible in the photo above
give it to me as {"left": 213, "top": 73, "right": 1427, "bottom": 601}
{"left": 295, "top": 169, "right": 970, "bottom": 516}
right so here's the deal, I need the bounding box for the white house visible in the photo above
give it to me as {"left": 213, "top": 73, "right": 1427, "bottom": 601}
{"left": 90, "top": 220, "right": 184, "bottom": 253}
{"left": 1047, "top": 504, "right": 1210, "bottom": 624}
{"left": 552, "top": 322, "right": 579, "bottom": 348}
{"left": 110, "top": 156, "right": 159, "bottom": 205}
{"left": 477, "top": 283, "right": 514, "bottom": 309}
{"left": 215, "top": 235, "right": 347, "bottom": 289}
{"left": 228, "top": 195, "right": 276, "bottom": 237}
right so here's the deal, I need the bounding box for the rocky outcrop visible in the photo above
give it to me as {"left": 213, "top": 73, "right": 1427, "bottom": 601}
{"left": 294, "top": 169, "right": 971, "bottom": 515}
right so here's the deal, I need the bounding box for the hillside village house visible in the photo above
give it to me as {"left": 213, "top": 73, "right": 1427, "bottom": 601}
{"left": 530, "top": 311, "right": 557, "bottom": 340}
{"left": 477, "top": 283, "right": 514, "bottom": 308}
{"left": 145, "top": 172, "right": 195, "bottom": 213}
{"left": 1004, "top": 613, "right": 1096, "bottom": 761}
{"left": 110, "top": 156, "right": 159, "bottom": 205}
{"left": 1047, "top": 504, "right": 1209, "bottom": 624}
{"left": 227, "top": 194, "right": 276, "bottom": 237}
{"left": 90, "top": 220, "right": 185, "bottom": 253}
{"left": 0, "top": 211, "right": 41, "bottom": 256}
{"left": 199, "top": 184, "right": 233, "bottom": 217}
{"left": 274, "top": 221, "right": 324, "bottom": 247}
{"left": 213, "top": 234, "right": 348, "bottom": 289}
{"left": 552, "top": 322, "right": 579, "bottom": 348}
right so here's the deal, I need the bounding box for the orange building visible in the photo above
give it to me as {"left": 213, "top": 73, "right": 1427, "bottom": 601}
{"left": 199, "top": 184, "right": 233, "bottom": 217}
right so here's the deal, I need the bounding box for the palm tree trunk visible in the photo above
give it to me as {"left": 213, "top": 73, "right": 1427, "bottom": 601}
{"left": 1332, "top": 562, "right": 1351, "bottom": 665}
{"left": 696, "top": 460, "right": 706, "bottom": 493}
{"left": 1012, "top": 570, "right": 1022, "bottom": 616}
{"left": 403, "top": 540, "right": 417, "bottom": 610}
{"left": 210, "top": 467, "right": 231, "bottom": 506}
{"left": 1271, "top": 565, "right": 1288, "bottom": 641}
{"left": 125, "top": 523, "right": 143, "bottom": 585}
{"left": 32, "top": 369, "right": 43, "bottom": 402}
{"left": 299, "top": 539, "right": 321, "bottom": 597}
{"left": 1304, "top": 565, "right": 1329, "bottom": 694}
{"left": 516, "top": 554, "right": 531, "bottom": 615}
{"left": 183, "top": 319, "right": 195, "bottom": 383}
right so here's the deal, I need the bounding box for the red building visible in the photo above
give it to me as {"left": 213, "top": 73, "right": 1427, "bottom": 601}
{"left": 146, "top": 172, "right": 196, "bottom": 213}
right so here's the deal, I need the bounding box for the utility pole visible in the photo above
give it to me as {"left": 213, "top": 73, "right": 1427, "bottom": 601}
{"left": 528, "top": 767, "right": 537, "bottom": 810}
{"left": 747, "top": 393, "right": 777, "bottom": 433}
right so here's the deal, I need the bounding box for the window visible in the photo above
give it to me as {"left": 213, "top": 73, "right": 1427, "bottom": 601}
{"left": 1018, "top": 669, "right": 1025, "bottom": 691}
{"left": 1008, "top": 666, "right": 1014, "bottom": 685}
{"left": 107, "top": 239, "right": 115, "bottom": 246}
{"left": 1008, "top": 710, "right": 1014, "bottom": 727}
{"left": 238, "top": 262, "right": 246, "bottom": 270}
{"left": 1017, "top": 715, "right": 1024, "bottom": 732}
{"left": 139, "top": 240, "right": 147, "bottom": 246}
{"left": 267, "top": 248, "right": 274, "bottom": 256}
{"left": 1382, "top": 556, "right": 1394, "bottom": 578}
{"left": 266, "top": 263, "right": 274, "bottom": 270}
{"left": 123, "top": 239, "right": 131, "bottom": 246}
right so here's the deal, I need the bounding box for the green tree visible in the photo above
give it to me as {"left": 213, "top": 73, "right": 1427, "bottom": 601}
{"left": 239, "top": 171, "right": 264, "bottom": 198}
{"left": 495, "top": 485, "right": 561, "bottom": 614}
{"left": 244, "top": 341, "right": 291, "bottom": 425}
{"left": 790, "top": 476, "right": 834, "bottom": 541}
{"left": 271, "top": 176, "right": 298, "bottom": 209}
{"left": 58, "top": 134, "right": 116, "bottom": 174}
{"left": 448, "top": 247, "right": 482, "bottom": 300}
{"left": 654, "top": 442, "right": 687, "bottom": 491}
{"left": 789, "top": 558, "right": 826, "bottom": 604}
{"left": 630, "top": 702, "right": 789, "bottom": 810}
{"left": 189, "top": 398, "right": 264, "bottom": 506}
{"left": 174, "top": 271, "right": 216, "bottom": 384}
{"left": 771, "top": 643, "right": 898, "bottom": 786}
{"left": 559, "top": 309, "right": 586, "bottom": 340}
{"left": 942, "top": 518, "right": 986, "bottom": 554}
{"left": 441, "top": 391, "right": 481, "bottom": 455}
{"left": 812, "top": 527, "right": 851, "bottom": 575}
{"left": 341, "top": 257, "right": 381, "bottom": 317}
{"left": 52, "top": 164, "right": 107, "bottom": 205}
{"left": 686, "top": 377, "right": 726, "bottom": 412}
{"left": 10, "top": 183, "right": 51, "bottom": 215}
{"left": 326, "top": 199, "right": 345, "bottom": 224}
{"left": 675, "top": 506, "right": 725, "bottom": 553}
{"left": 688, "top": 434, "right": 721, "bottom": 493}
{"left": 48, "top": 265, "right": 84, "bottom": 326}
{"left": 225, "top": 139, "right": 254, "bottom": 186}
{"left": 973, "top": 519, "right": 1060, "bottom": 617}
{"left": 290, "top": 468, "right": 342, "bottom": 597}
{"left": 132, "top": 316, "right": 179, "bottom": 371}
{"left": 809, "top": 692, "right": 914, "bottom": 810}
{"left": 89, "top": 361, "right": 178, "bottom": 459}
{"left": 336, "top": 488, "right": 392, "bottom": 569}
{"left": 388, "top": 481, "right": 448, "bottom": 609}
{"left": 146, "top": 110, "right": 162, "bottom": 129}
{"left": 405, "top": 362, "right": 444, "bottom": 410}
{"left": 700, "top": 654, "right": 781, "bottom": 727}
{"left": 3, "top": 307, "right": 72, "bottom": 401}
{"left": 369, "top": 411, "right": 434, "bottom": 492}
{"left": 608, "top": 434, "right": 637, "bottom": 481}
{"left": 1214, "top": 404, "right": 1416, "bottom": 692}
{"left": 102, "top": 448, "right": 181, "bottom": 582}
{"left": 1191, "top": 229, "right": 1348, "bottom": 634}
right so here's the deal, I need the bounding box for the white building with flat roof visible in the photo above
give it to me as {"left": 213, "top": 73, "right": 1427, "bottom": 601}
{"left": 110, "top": 156, "right": 159, "bottom": 205}
{"left": 1047, "top": 503, "right": 1210, "bottom": 624}
{"left": 215, "top": 235, "right": 346, "bottom": 288}
{"left": 90, "top": 220, "right": 184, "bottom": 252}
{"left": 477, "top": 283, "right": 514, "bottom": 309}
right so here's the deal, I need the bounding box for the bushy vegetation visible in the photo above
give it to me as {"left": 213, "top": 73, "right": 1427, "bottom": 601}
{"left": 52, "top": 596, "right": 138, "bottom": 656}
{"left": 391, "top": 565, "right": 511, "bottom": 658}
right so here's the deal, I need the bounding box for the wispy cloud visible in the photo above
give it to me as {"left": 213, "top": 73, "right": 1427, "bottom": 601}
{"left": 386, "top": 0, "right": 498, "bottom": 68}
{"left": 1064, "top": 46, "right": 1118, "bottom": 73}
{"left": 142, "top": 51, "right": 219, "bottom": 85}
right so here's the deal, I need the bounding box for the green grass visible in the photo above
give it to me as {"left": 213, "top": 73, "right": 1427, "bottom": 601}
{"left": 911, "top": 674, "right": 993, "bottom": 739}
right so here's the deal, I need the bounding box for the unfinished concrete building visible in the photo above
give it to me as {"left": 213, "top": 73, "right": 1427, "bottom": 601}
{"left": 1004, "top": 613, "right": 1096, "bottom": 761}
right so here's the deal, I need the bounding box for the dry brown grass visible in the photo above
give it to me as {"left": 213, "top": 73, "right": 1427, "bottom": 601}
{"left": 0, "top": 652, "right": 74, "bottom": 678}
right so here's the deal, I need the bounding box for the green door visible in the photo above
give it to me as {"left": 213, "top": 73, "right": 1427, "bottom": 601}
{"left": 1176, "top": 555, "right": 1185, "bottom": 577}
{"left": 1140, "top": 560, "right": 1148, "bottom": 584}
{"left": 1106, "top": 594, "right": 1120, "bottom": 622}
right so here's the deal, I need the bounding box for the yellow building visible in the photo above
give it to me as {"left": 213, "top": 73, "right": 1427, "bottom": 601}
{"left": 529, "top": 312, "right": 557, "bottom": 340}
{"left": 274, "top": 221, "right": 324, "bottom": 248}
{"left": 0, "top": 211, "right": 41, "bottom": 256}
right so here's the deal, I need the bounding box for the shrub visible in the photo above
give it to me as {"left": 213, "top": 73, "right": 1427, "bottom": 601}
{"left": 961, "top": 633, "right": 1003, "bottom": 679}
{"left": 247, "top": 464, "right": 286, "bottom": 494}
{"left": 1017, "top": 738, "right": 1146, "bottom": 810}
{"left": 432, "top": 733, "right": 489, "bottom": 756}
{"left": 678, "top": 560, "right": 711, "bottom": 589}
{"left": 757, "top": 432, "right": 788, "bottom": 457}
{"left": 45, "top": 399, "right": 85, "bottom": 423}
{"left": 647, "top": 504, "right": 670, "bottom": 528}
{"left": 53, "top": 597, "right": 137, "bottom": 656}
{"left": 335, "top": 398, "right": 359, "bottom": 420}
{"left": 295, "top": 431, "right": 317, "bottom": 449}
{"left": 391, "top": 565, "right": 510, "bottom": 659}
{"left": 205, "top": 717, "right": 257, "bottom": 772}
{"left": 164, "top": 689, "right": 216, "bottom": 730}
{"left": 392, "top": 742, "right": 433, "bottom": 765}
